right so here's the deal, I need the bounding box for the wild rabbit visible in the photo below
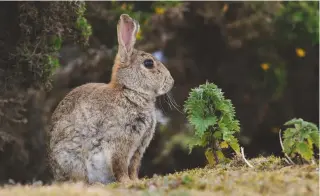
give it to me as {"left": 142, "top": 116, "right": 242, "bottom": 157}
{"left": 48, "top": 14, "right": 174, "bottom": 184}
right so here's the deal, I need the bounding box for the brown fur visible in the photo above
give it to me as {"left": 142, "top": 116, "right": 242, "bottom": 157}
{"left": 48, "top": 14, "right": 174, "bottom": 184}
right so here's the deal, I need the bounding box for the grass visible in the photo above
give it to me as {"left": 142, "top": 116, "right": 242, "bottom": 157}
{"left": 0, "top": 156, "right": 318, "bottom": 196}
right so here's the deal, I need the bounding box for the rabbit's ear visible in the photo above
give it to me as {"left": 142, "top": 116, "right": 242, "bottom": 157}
{"left": 117, "top": 14, "right": 139, "bottom": 58}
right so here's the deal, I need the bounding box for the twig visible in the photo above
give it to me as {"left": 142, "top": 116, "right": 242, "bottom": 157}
{"left": 279, "top": 129, "right": 295, "bottom": 165}
{"left": 311, "top": 159, "right": 315, "bottom": 165}
{"left": 240, "top": 147, "right": 254, "bottom": 168}
{"left": 283, "top": 158, "right": 290, "bottom": 165}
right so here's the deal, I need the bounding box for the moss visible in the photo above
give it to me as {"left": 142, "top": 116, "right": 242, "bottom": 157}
{"left": 0, "top": 156, "right": 318, "bottom": 195}
{"left": 118, "top": 156, "right": 318, "bottom": 195}
{"left": 225, "top": 154, "right": 287, "bottom": 170}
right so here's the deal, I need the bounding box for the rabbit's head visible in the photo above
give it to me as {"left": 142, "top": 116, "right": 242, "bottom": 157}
{"left": 111, "top": 14, "right": 174, "bottom": 97}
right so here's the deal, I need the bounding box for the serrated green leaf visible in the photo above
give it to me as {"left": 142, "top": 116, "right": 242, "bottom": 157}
{"left": 282, "top": 137, "right": 294, "bottom": 155}
{"left": 205, "top": 149, "right": 216, "bottom": 166}
{"left": 228, "top": 139, "right": 240, "bottom": 154}
{"left": 200, "top": 132, "right": 211, "bottom": 146}
{"left": 283, "top": 128, "right": 297, "bottom": 139}
{"left": 310, "top": 131, "right": 319, "bottom": 148}
{"left": 300, "top": 127, "right": 312, "bottom": 140}
{"left": 187, "top": 137, "right": 203, "bottom": 154}
{"left": 213, "top": 131, "right": 222, "bottom": 139}
{"left": 216, "top": 150, "right": 226, "bottom": 160}
{"left": 306, "top": 122, "right": 319, "bottom": 132}
{"left": 222, "top": 132, "right": 235, "bottom": 141}
{"left": 296, "top": 142, "right": 313, "bottom": 161}
{"left": 229, "top": 120, "right": 240, "bottom": 132}
{"left": 189, "top": 115, "right": 217, "bottom": 136}
{"left": 306, "top": 137, "right": 314, "bottom": 152}
{"left": 284, "top": 118, "right": 303, "bottom": 126}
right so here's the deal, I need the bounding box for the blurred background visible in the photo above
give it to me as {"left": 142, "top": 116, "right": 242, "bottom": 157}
{"left": 0, "top": 1, "right": 318, "bottom": 184}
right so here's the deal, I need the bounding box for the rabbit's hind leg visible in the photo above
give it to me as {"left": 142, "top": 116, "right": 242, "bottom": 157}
{"left": 85, "top": 149, "right": 115, "bottom": 184}
{"left": 51, "top": 148, "right": 88, "bottom": 183}
{"left": 50, "top": 161, "right": 68, "bottom": 182}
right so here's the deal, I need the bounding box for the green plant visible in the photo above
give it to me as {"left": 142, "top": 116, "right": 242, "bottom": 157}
{"left": 184, "top": 82, "right": 240, "bottom": 165}
{"left": 275, "top": 1, "right": 319, "bottom": 45}
{"left": 45, "top": 35, "right": 63, "bottom": 74}
{"left": 76, "top": 2, "right": 92, "bottom": 43}
{"left": 281, "top": 118, "right": 319, "bottom": 163}
{"left": 246, "top": 1, "right": 319, "bottom": 103}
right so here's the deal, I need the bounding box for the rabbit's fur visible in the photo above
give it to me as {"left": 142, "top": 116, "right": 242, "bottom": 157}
{"left": 48, "top": 14, "right": 174, "bottom": 184}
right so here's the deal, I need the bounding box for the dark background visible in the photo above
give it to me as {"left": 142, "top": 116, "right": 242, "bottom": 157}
{"left": 0, "top": 1, "right": 318, "bottom": 184}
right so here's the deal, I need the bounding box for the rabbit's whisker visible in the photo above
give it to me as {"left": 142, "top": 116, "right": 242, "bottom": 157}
{"left": 165, "top": 92, "right": 183, "bottom": 114}
{"left": 167, "top": 92, "right": 180, "bottom": 109}
{"left": 164, "top": 94, "right": 173, "bottom": 110}
{"left": 158, "top": 96, "right": 167, "bottom": 115}
{"left": 169, "top": 93, "right": 184, "bottom": 114}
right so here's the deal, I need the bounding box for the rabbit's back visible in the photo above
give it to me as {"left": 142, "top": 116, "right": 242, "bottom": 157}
{"left": 51, "top": 83, "right": 105, "bottom": 123}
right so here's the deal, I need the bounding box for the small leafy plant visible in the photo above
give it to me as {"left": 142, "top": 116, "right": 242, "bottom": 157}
{"left": 281, "top": 118, "right": 319, "bottom": 163}
{"left": 184, "top": 82, "right": 240, "bottom": 165}
{"left": 76, "top": 2, "right": 92, "bottom": 43}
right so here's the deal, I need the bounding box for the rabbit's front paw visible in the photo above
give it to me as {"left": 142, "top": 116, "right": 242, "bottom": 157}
{"left": 118, "top": 175, "right": 131, "bottom": 183}
{"left": 128, "top": 167, "right": 139, "bottom": 181}
{"left": 129, "top": 174, "right": 139, "bottom": 181}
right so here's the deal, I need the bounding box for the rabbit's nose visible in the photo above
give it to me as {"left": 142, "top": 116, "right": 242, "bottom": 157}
{"left": 165, "top": 75, "right": 174, "bottom": 91}
{"left": 167, "top": 74, "right": 174, "bottom": 87}
{"left": 169, "top": 77, "right": 174, "bottom": 88}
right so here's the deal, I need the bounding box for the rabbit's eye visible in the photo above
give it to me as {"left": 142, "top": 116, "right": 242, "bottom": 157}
{"left": 143, "top": 59, "right": 154, "bottom": 69}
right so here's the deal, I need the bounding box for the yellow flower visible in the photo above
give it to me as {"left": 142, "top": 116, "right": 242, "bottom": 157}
{"left": 155, "top": 7, "right": 165, "bottom": 15}
{"left": 121, "top": 3, "right": 127, "bottom": 10}
{"left": 136, "top": 29, "right": 142, "bottom": 40}
{"left": 222, "top": 4, "right": 229, "bottom": 13}
{"left": 260, "top": 63, "right": 270, "bottom": 71}
{"left": 296, "top": 48, "right": 306, "bottom": 57}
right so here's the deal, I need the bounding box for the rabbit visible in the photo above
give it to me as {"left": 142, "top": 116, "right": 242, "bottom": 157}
{"left": 48, "top": 14, "right": 174, "bottom": 184}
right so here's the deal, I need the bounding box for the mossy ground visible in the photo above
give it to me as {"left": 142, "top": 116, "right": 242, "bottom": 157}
{"left": 0, "top": 156, "right": 318, "bottom": 196}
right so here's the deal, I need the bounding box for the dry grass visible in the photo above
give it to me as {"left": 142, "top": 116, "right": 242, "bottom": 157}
{"left": 0, "top": 156, "right": 318, "bottom": 196}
